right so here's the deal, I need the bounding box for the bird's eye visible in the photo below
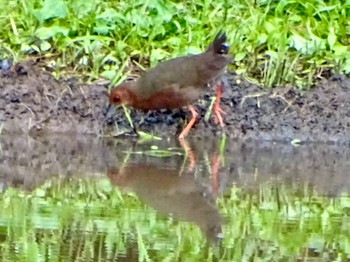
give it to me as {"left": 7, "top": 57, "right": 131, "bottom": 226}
{"left": 113, "top": 95, "right": 121, "bottom": 103}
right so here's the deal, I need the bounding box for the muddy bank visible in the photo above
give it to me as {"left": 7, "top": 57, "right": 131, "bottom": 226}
{"left": 1, "top": 60, "right": 350, "bottom": 143}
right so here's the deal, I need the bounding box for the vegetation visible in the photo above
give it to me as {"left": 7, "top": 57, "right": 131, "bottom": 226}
{"left": 0, "top": 0, "right": 349, "bottom": 88}
{"left": 0, "top": 178, "right": 349, "bottom": 261}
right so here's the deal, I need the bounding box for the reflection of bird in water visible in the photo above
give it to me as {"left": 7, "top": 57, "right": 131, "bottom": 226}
{"left": 107, "top": 163, "right": 223, "bottom": 244}
{"left": 179, "top": 138, "right": 221, "bottom": 195}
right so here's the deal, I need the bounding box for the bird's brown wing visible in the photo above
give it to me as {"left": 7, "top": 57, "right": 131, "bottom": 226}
{"left": 133, "top": 55, "right": 202, "bottom": 100}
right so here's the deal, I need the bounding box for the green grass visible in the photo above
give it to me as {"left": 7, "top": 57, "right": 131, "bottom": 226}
{"left": 0, "top": 0, "right": 349, "bottom": 88}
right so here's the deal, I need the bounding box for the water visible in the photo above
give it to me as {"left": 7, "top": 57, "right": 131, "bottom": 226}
{"left": 0, "top": 134, "right": 350, "bottom": 261}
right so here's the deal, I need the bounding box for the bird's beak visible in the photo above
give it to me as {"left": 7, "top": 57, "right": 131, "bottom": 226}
{"left": 106, "top": 103, "right": 112, "bottom": 114}
{"left": 104, "top": 103, "right": 138, "bottom": 136}
{"left": 104, "top": 102, "right": 117, "bottom": 119}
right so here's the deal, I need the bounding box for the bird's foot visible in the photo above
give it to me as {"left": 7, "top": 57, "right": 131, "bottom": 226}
{"left": 178, "top": 105, "right": 198, "bottom": 139}
{"left": 213, "top": 102, "right": 226, "bottom": 128}
{"left": 212, "top": 82, "right": 226, "bottom": 128}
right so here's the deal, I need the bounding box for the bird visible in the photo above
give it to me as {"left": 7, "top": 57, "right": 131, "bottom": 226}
{"left": 108, "top": 31, "right": 232, "bottom": 139}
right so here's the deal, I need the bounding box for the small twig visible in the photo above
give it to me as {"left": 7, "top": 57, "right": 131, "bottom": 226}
{"left": 240, "top": 91, "right": 268, "bottom": 108}
{"left": 20, "top": 102, "right": 36, "bottom": 118}
{"left": 43, "top": 84, "right": 55, "bottom": 104}
{"left": 269, "top": 91, "right": 295, "bottom": 113}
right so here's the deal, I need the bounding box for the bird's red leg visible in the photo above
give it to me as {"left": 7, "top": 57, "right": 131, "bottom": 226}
{"left": 211, "top": 152, "right": 220, "bottom": 195}
{"left": 178, "top": 105, "right": 198, "bottom": 139}
{"left": 179, "top": 139, "right": 196, "bottom": 172}
{"left": 212, "top": 82, "right": 226, "bottom": 128}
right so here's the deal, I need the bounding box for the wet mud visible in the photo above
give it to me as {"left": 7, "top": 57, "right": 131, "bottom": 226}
{"left": 1, "top": 60, "right": 350, "bottom": 143}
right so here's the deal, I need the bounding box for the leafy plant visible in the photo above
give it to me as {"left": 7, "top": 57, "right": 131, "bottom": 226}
{"left": 0, "top": 0, "right": 349, "bottom": 88}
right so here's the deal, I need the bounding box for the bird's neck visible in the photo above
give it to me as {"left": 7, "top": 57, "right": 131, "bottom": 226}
{"left": 123, "top": 85, "right": 139, "bottom": 107}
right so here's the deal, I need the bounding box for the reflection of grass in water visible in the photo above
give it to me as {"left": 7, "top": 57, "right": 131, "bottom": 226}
{"left": 1, "top": 178, "right": 350, "bottom": 261}
{"left": 219, "top": 133, "right": 226, "bottom": 166}
{"left": 0, "top": 179, "right": 205, "bottom": 261}
{"left": 219, "top": 184, "right": 350, "bottom": 259}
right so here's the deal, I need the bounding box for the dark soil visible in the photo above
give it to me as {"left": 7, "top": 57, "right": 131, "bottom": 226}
{"left": 1, "top": 59, "right": 350, "bottom": 143}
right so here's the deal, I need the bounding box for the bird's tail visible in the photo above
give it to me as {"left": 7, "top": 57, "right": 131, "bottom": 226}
{"left": 206, "top": 31, "right": 229, "bottom": 55}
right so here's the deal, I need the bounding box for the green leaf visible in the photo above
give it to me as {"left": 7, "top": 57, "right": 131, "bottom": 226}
{"left": 97, "top": 8, "right": 122, "bottom": 22}
{"left": 150, "top": 48, "right": 170, "bottom": 66}
{"left": 332, "top": 43, "right": 348, "bottom": 56}
{"left": 166, "top": 37, "right": 181, "bottom": 47}
{"left": 137, "top": 132, "right": 162, "bottom": 141}
{"left": 342, "top": 58, "right": 350, "bottom": 74}
{"left": 257, "top": 34, "right": 268, "bottom": 45}
{"left": 21, "top": 43, "right": 32, "bottom": 53}
{"left": 316, "top": 5, "right": 338, "bottom": 14}
{"left": 234, "top": 52, "right": 246, "bottom": 62}
{"left": 93, "top": 20, "right": 114, "bottom": 35}
{"left": 264, "top": 21, "right": 276, "bottom": 33}
{"left": 40, "top": 41, "right": 51, "bottom": 51}
{"left": 289, "top": 34, "right": 325, "bottom": 55}
{"left": 289, "top": 34, "right": 307, "bottom": 52}
{"left": 291, "top": 138, "right": 301, "bottom": 146}
{"left": 100, "top": 70, "right": 116, "bottom": 80}
{"left": 185, "top": 46, "right": 202, "bottom": 55}
{"left": 31, "top": 45, "right": 40, "bottom": 53}
{"left": 327, "top": 28, "right": 336, "bottom": 48}
{"left": 33, "top": 0, "right": 68, "bottom": 24}
{"left": 35, "top": 26, "right": 69, "bottom": 40}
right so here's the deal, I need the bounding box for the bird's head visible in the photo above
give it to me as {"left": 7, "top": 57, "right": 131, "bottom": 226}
{"left": 109, "top": 83, "right": 135, "bottom": 107}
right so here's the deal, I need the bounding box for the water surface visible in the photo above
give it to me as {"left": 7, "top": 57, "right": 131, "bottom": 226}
{"left": 0, "top": 134, "right": 349, "bottom": 261}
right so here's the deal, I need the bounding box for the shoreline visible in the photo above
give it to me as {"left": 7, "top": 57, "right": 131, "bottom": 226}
{"left": 1, "top": 62, "right": 350, "bottom": 144}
